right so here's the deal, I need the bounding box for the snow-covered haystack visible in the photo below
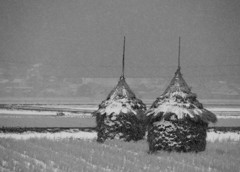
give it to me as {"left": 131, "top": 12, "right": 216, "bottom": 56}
{"left": 146, "top": 67, "right": 217, "bottom": 152}
{"left": 94, "top": 76, "right": 146, "bottom": 142}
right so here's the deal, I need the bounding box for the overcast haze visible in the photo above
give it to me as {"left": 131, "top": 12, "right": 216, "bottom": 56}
{"left": 0, "top": 0, "right": 240, "bottom": 102}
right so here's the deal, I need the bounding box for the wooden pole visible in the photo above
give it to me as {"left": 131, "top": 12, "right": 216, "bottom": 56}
{"left": 178, "top": 37, "right": 181, "bottom": 70}
{"left": 122, "top": 36, "right": 126, "bottom": 78}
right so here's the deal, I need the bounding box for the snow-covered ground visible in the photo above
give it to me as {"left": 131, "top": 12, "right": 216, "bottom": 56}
{"left": 1, "top": 108, "right": 239, "bottom": 119}
{"left": 0, "top": 109, "right": 93, "bottom": 118}
{"left": 0, "top": 130, "right": 239, "bottom": 142}
{"left": 206, "top": 107, "right": 240, "bottom": 112}
{"left": 0, "top": 130, "right": 97, "bottom": 140}
{"left": 217, "top": 115, "right": 240, "bottom": 119}
{"left": 0, "top": 109, "right": 56, "bottom": 116}
{"left": 207, "top": 131, "right": 240, "bottom": 142}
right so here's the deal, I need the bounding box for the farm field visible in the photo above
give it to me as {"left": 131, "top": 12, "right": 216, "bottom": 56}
{"left": 0, "top": 114, "right": 95, "bottom": 128}
{"left": 0, "top": 137, "right": 240, "bottom": 172}
{"left": 0, "top": 113, "right": 240, "bottom": 128}
{"left": 0, "top": 104, "right": 240, "bottom": 172}
{"left": 0, "top": 104, "right": 240, "bottom": 128}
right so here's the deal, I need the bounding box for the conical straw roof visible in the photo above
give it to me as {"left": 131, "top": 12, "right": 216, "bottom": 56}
{"left": 107, "top": 76, "right": 136, "bottom": 100}
{"left": 96, "top": 36, "right": 146, "bottom": 113}
{"left": 148, "top": 37, "right": 217, "bottom": 124}
{"left": 162, "top": 37, "right": 191, "bottom": 96}
{"left": 106, "top": 36, "right": 136, "bottom": 100}
{"left": 95, "top": 37, "right": 146, "bottom": 142}
{"left": 162, "top": 67, "right": 191, "bottom": 96}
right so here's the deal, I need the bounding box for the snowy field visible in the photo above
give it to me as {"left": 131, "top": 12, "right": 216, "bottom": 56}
{"left": 1, "top": 110, "right": 240, "bottom": 128}
{"left": 0, "top": 108, "right": 95, "bottom": 128}
{"left": 0, "top": 129, "right": 240, "bottom": 142}
{"left": 0, "top": 134, "right": 240, "bottom": 172}
{"left": 0, "top": 105, "right": 239, "bottom": 142}
{"left": 0, "top": 106, "right": 240, "bottom": 171}
{"left": 0, "top": 130, "right": 97, "bottom": 140}
{"left": 0, "top": 109, "right": 93, "bottom": 117}
{"left": 1, "top": 105, "right": 239, "bottom": 115}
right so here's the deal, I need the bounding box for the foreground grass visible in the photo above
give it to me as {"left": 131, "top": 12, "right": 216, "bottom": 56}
{"left": 0, "top": 138, "right": 239, "bottom": 172}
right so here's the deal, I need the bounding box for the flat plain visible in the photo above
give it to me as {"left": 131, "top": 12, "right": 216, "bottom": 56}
{"left": 0, "top": 138, "right": 240, "bottom": 172}
{"left": 0, "top": 104, "right": 240, "bottom": 172}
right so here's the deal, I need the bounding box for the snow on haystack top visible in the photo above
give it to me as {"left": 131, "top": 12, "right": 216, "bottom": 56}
{"left": 147, "top": 68, "right": 217, "bottom": 123}
{"left": 94, "top": 76, "right": 146, "bottom": 117}
{"left": 97, "top": 97, "right": 146, "bottom": 116}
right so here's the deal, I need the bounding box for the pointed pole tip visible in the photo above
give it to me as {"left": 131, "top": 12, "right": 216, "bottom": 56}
{"left": 121, "top": 36, "right": 126, "bottom": 79}
{"left": 178, "top": 36, "right": 181, "bottom": 70}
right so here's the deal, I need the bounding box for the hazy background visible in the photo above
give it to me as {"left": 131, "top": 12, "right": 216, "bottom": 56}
{"left": 0, "top": 0, "right": 240, "bottom": 103}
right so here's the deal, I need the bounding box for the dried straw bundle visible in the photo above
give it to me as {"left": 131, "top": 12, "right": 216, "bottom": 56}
{"left": 146, "top": 68, "right": 217, "bottom": 152}
{"left": 94, "top": 77, "right": 146, "bottom": 142}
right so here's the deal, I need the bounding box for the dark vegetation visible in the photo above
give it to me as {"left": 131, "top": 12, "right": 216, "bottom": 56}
{"left": 146, "top": 67, "right": 217, "bottom": 153}
{"left": 0, "top": 126, "right": 239, "bottom": 134}
{"left": 95, "top": 76, "right": 147, "bottom": 142}
{"left": 0, "top": 127, "right": 96, "bottom": 133}
{"left": 96, "top": 112, "right": 146, "bottom": 142}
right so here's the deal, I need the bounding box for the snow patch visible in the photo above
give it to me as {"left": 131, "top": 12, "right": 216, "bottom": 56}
{"left": 0, "top": 131, "right": 97, "bottom": 140}
{"left": 99, "top": 98, "right": 139, "bottom": 116}
{"left": 207, "top": 107, "right": 240, "bottom": 112}
{"left": 0, "top": 130, "right": 240, "bottom": 142}
{"left": 0, "top": 109, "right": 56, "bottom": 115}
{"left": 217, "top": 115, "right": 240, "bottom": 119}
{"left": 0, "top": 109, "right": 93, "bottom": 118}
{"left": 207, "top": 131, "right": 240, "bottom": 142}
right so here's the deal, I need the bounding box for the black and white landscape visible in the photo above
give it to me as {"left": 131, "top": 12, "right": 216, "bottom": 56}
{"left": 1, "top": 0, "right": 240, "bottom": 171}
